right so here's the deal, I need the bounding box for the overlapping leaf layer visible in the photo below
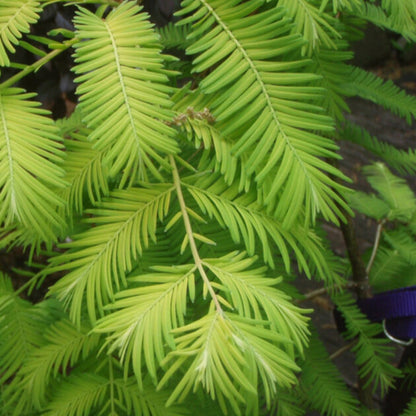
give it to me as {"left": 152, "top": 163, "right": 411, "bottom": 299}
{"left": 1, "top": 0, "right": 416, "bottom": 415}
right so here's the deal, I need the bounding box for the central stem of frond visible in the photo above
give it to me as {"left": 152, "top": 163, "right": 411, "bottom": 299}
{"left": 169, "top": 155, "right": 223, "bottom": 314}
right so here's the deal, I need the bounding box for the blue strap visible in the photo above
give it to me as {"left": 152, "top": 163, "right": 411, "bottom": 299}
{"left": 358, "top": 286, "right": 416, "bottom": 340}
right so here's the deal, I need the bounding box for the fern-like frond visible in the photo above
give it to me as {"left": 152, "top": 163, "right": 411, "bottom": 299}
{"left": 401, "top": 395, "right": 416, "bottom": 416}
{"left": 383, "top": 230, "right": 416, "bottom": 266}
{"left": 172, "top": 104, "right": 245, "bottom": 188}
{"left": 362, "top": 4, "right": 416, "bottom": 41}
{"left": 339, "top": 121, "right": 416, "bottom": 175}
{"left": 48, "top": 184, "right": 174, "bottom": 324}
{"left": 56, "top": 109, "right": 111, "bottom": 214}
{"left": 94, "top": 264, "right": 195, "bottom": 388}
{"left": 73, "top": 2, "right": 178, "bottom": 184}
{"left": 367, "top": 229, "right": 416, "bottom": 290}
{"left": 157, "top": 22, "right": 191, "bottom": 50}
{"left": 170, "top": 85, "right": 255, "bottom": 193}
{"left": 362, "top": 163, "right": 416, "bottom": 221}
{"left": 44, "top": 353, "right": 190, "bottom": 416}
{"left": 380, "top": 0, "right": 416, "bottom": 39}
{"left": 183, "top": 173, "right": 338, "bottom": 278}
{"left": 334, "top": 293, "right": 402, "bottom": 395}
{"left": 62, "top": 126, "right": 109, "bottom": 214}
{"left": 348, "top": 191, "right": 390, "bottom": 220}
{"left": 43, "top": 372, "right": 108, "bottom": 416}
{"left": 159, "top": 311, "right": 300, "bottom": 414}
{"left": 276, "top": 0, "right": 341, "bottom": 54}
{"left": 0, "top": 0, "right": 41, "bottom": 66}
{"left": 324, "top": 0, "right": 363, "bottom": 13}
{"left": 178, "top": 0, "right": 349, "bottom": 226}
{"left": 345, "top": 67, "right": 416, "bottom": 124}
{"left": 309, "top": 43, "right": 353, "bottom": 120}
{"left": 55, "top": 108, "right": 83, "bottom": 136}
{"left": 115, "top": 374, "right": 190, "bottom": 416}
{"left": 0, "top": 88, "right": 66, "bottom": 243}
{"left": 299, "top": 332, "right": 360, "bottom": 416}
{"left": 0, "top": 274, "right": 49, "bottom": 384}
{"left": 0, "top": 226, "right": 23, "bottom": 250}
{"left": 270, "top": 388, "right": 306, "bottom": 416}
{"left": 202, "top": 252, "right": 310, "bottom": 354}
{"left": 369, "top": 245, "right": 412, "bottom": 292}
{"left": 18, "top": 319, "right": 100, "bottom": 409}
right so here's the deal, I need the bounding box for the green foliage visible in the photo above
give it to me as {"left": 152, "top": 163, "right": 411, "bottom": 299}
{"left": 401, "top": 396, "right": 416, "bottom": 416}
{"left": 47, "top": 184, "right": 175, "bottom": 324}
{"left": 345, "top": 67, "right": 416, "bottom": 123}
{"left": 72, "top": 4, "right": 178, "bottom": 184}
{"left": 0, "top": 89, "right": 66, "bottom": 244}
{"left": 362, "top": 2, "right": 416, "bottom": 41}
{"left": 334, "top": 293, "right": 402, "bottom": 395}
{"left": 339, "top": 121, "right": 416, "bottom": 175}
{"left": 0, "top": 0, "right": 416, "bottom": 415}
{"left": 350, "top": 162, "right": 416, "bottom": 221}
{"left": 178, "top": 0, "right": 350, "bottom": 227}
{"left": 0, "top": 0, "right": 42, "bottom": 66}
{"left": 276, "top": 0, "right": 341, "bottom": 54}
{"left": 348, "top": 163, "right": 416, "bottom": 292}
{"left": 299, "top": 332, "right": 360, "bottom": 416}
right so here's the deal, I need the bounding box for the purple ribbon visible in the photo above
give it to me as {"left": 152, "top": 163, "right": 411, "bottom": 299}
{"left": 358, "top": 286, "right": 416, "bottom": 340}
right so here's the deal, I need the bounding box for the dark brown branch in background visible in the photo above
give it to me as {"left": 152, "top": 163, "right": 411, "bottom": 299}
{"left": 339, "top": 210, "right": 374, "bottom": 408}
{"left": 339, "top": 212, "right": 371, "bottom": 299}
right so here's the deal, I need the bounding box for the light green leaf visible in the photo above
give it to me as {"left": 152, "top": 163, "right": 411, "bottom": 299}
{"left": 202, "top": 252, "right": 310, "bottom": 354}
{"left": 48, "top": 184, "right": 174, "bottom": 324}
{"left": 73, "top": 2, "right": 178, "bottom": 184}
{"left": 363, "top": 163, "right": 416, "bottom": 221}
{"left": 277, "top": 0, "right": 341, "bottom": 54}
{"left": 159, "top": 311, "right": 300, "bottom": 414}
{"left": 94, "top": 265, "right": 196, "bottom": 388}
{"left": 0, "top": 0, "right": 41, "bottom": 66}
{"left": 61, "top": 125, "right": 109, "bottom": 214}
{"left": 348, "top": 191, "right": 390, "bottom": 221}
{"left": 43, "top": 372, "right": 108, "bottom": 416}
{"left": 179, "top": 0, "right": 349, "bottom": 227}
{"left": 184, "top": 174, "right": 338, "bottom": 278}
{"left": 19, "top": 319, "right": 100, "bottom": 409}
{"left": 0, "top": 89, "right": 66, "bottom": 243}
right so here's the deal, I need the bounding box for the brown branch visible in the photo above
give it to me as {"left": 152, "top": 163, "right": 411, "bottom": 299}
{"left": 339, "top": 212, "right": 371, "bottom": 298}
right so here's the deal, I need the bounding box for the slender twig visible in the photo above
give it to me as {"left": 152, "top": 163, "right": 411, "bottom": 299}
{"left": 366, "top": 219, "right": 386, "bottom": 275}
{"left": 329, "top": 340, "right": 357, "bottom": 360}
{"left": 170, "top": 155, "right": 223, "bottom": 314}
{"left": 298, "top": 282, "right": 357, "bottom": 303}
{"left": 0, "top": 38, "right": 78, "bottom": 90}
{"left": 302, "top": 287, "right": 329, "bottom": 300}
